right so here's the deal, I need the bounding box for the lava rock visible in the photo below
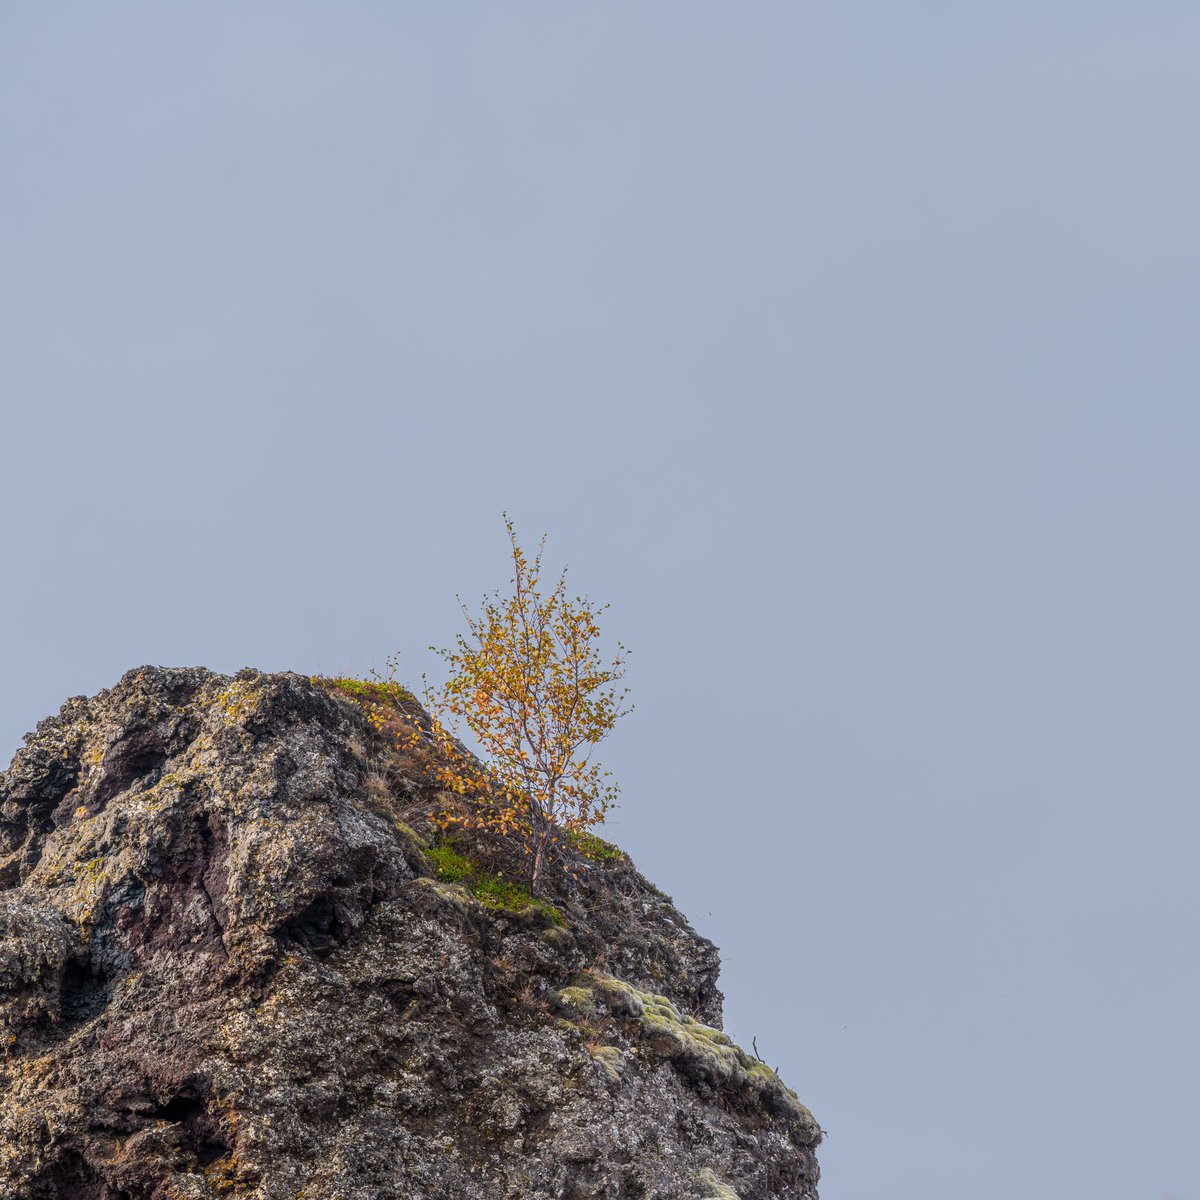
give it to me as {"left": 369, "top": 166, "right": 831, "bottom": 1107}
{"left": 0, "top": 667, "right": 820, "bottom": 1200}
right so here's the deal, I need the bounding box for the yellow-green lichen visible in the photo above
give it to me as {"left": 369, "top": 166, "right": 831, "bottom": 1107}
{"left": 553, "top": 974, "right": 642, "bottom": 1021}
{"left": 588, "top": 1043, "right": 625, "bottom": 1084}
{"left": 590, "top": 974, "right": 643, "bottom": 1017}
{"left": 62, "top": 854, "right": 110, "bottom": 929}
{"left": 410, "top": 876, "right": 476, "bottom": 915}
{"left": 631, "top": 988, "right": 817, "bottom": 1131}
{"left": 214, "top": 682, "right": 261, "bottom": 722}
{"left": 540, "top": 925, "right": 576, "bottom": 953}
{"left": 695, "top": 1168, "right": 740, "bottom": 1199}
{"left": 556, "top": 971, "right": 819, "bottom": 1138}
{"left": 389, "top": 820, "right": 429, "bottom": 872}
{"left": 554, "top": 986, "right": 597, "bottom": 1017}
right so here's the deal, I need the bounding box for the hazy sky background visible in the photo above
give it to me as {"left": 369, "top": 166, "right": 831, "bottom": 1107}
{"left": 3, "top": 5, "right": 1198, "bottom": 1198}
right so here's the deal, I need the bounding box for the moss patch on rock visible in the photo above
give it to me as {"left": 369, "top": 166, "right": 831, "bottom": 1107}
{"left": 588, "top": 1043, "right": 625, "bottom": 1084}
{"left": 634, "top": 987, "right": 816, "bottom": 1131}
{"left": 387, "top": 820, "right": 429, "bottom": 874}
{"left": 553, "top": 985, "right": 598, "bottom": 1018}
{"left": 589, "top": 974, "right": 643, "bottom": 1018}
{"left": 695, "top": 1167, "right": 741, "bottom": 1199}
{"left": 551, "top": 971, "right": 818, "bottom": 1140}
{"left": 426, "top": 845, "right": 564, "bottom": 927}
{"left": 314, "top": 676, "right": 419, "bottom": 708}
{"left": 567, "top": 828, "right": 626, "bottom": 866}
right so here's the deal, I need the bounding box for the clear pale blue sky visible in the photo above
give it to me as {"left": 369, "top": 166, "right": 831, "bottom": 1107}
{"left": 2, "top": 6, "right": 1198, "bottom": 1198}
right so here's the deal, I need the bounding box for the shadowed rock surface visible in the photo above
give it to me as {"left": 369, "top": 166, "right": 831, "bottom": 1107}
{"left": 0, "top": 667, "right": 820, "bottom": 1199}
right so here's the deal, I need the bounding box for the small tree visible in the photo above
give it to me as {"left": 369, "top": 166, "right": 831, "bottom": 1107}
{"left": 425, "top": 517, "right": 631, "bottom": 895}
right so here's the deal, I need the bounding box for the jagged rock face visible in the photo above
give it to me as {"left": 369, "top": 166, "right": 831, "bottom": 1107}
{"left": 0, "top": 668, "right": 820, "bottom": 1200}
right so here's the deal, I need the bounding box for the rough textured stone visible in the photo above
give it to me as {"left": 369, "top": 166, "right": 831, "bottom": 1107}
{"left": 0, "top": 667, "right": 820, "bottom": 1200}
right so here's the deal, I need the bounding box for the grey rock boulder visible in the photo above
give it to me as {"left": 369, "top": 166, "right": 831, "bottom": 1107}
{"left": 0, "top": 667, "right": 820, "bottom": 1200}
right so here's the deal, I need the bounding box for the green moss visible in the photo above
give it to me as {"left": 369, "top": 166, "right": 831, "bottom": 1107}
{"left": 471, "top": 872, "right": 560, "bottom": 921}
{"left": 567, "top": 828, "right": 626, "bottom": 866}
{"left": 426, "top": 844, "right": 565, "bottom": 927}
{"left": 425, "top": 844, "right": 472, "bottom": 882}
{"left": 314, "top": 676, "right": 418, "bottom": 708}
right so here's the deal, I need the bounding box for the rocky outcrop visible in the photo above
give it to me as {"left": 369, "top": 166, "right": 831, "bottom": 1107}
{"left": 0, "top": 667, "right": 820, "bottom": 1199}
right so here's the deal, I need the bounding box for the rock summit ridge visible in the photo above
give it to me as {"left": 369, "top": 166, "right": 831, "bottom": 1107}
{"left": 0, "top": 666, "right": 820, "bottom": 1199}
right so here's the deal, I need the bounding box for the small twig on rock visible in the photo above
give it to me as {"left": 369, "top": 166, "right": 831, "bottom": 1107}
{"left": 751, "top": 1036, "right": 781, "bottom": 1075}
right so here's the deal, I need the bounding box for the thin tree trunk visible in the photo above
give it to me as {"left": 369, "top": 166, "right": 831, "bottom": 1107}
{"left": 530, "top": 834, "right": 546, "bottom": 896}
{"left": 528, "top": 793, "right": 551, "bottom": 895}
